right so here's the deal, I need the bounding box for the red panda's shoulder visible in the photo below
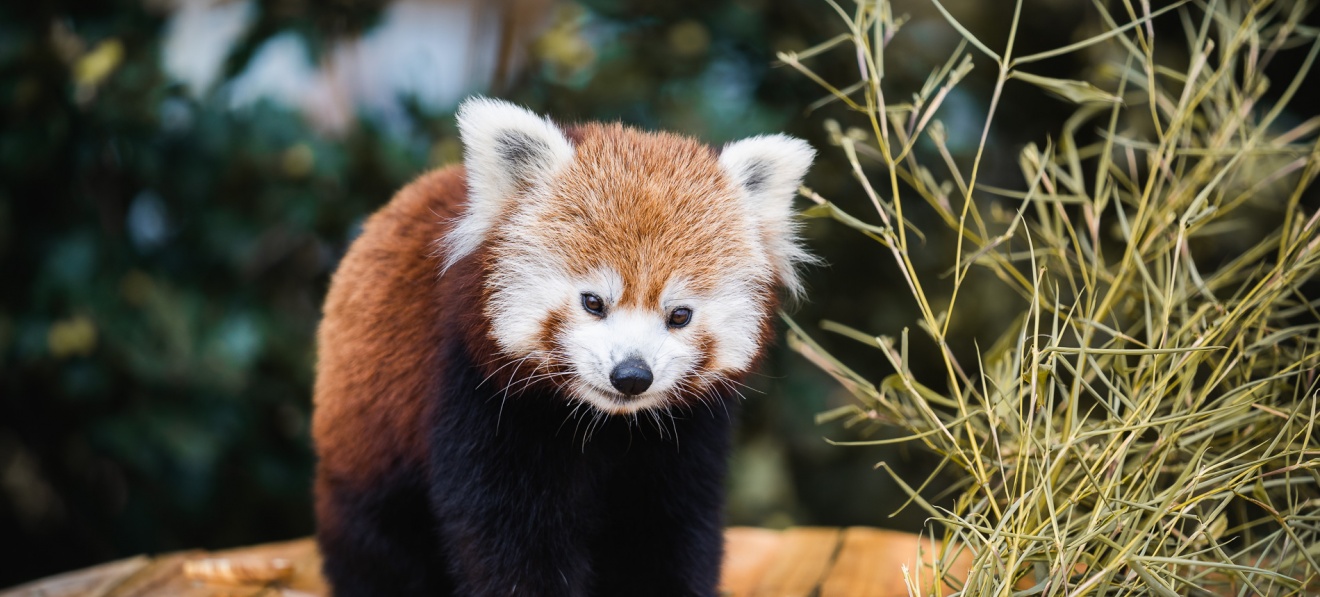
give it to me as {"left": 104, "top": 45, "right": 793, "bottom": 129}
{"left": 312, "top": 165, "right": 473, "bottom": 487}
{"left": 365, "top": 165, "right": 470, "bottom": 239}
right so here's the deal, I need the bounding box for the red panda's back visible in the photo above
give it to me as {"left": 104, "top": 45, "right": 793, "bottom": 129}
{"left": 312, "top": 166, "right": 468, "bottom": 493}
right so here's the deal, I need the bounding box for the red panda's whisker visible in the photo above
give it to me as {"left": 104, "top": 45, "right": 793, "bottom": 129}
{"left": 495, "top": 352, "right": 539, "bottom": 395}
{"left": 508, "top": 372, "right": 569, "bottom": 399}
{"left": 557, "top": 400, "right": 590, "bottom": 439}
{"left": 690, "top": 386, "right": 716, "bottom": 418}
{"left": 494, "top": 356, "right": 532, "bottom": 432}
{"left": 666, "top": 409, "right": 682, "bottom": 450}
{"left": 711, "top": 374, "right": 761, "bottom": 395}
{"left": 644, "top": 404, "right": 670, "bottom": 441}
{"left": 692, "top": 371, "right": 751, "bottom": 403}
{"left": 571, "top": 402, "right": 592, "bottom": 447}
{"left": 476, "top": 354, "right": 530, "bottom": 390}
{"left": 503, "top": 357, "right": 552, "bottom": 392}
{"left": 582, "top": 410, "right": 608, "bottom": 451}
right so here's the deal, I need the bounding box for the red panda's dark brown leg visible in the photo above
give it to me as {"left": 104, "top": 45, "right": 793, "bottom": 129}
{"left": 315, "top": 469, "right": 456, "bottom": 596}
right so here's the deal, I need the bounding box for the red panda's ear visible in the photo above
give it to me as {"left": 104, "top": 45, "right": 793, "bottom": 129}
{"left": 446, "top": 97, "right": 575, "bottom": 271}
{"left": 720, "top": 134, "right": 816, "bottom": 298}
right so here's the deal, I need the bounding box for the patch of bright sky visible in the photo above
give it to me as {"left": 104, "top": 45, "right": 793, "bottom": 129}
{"left": 162, "top": 0, "right": 502, "bottom": 134}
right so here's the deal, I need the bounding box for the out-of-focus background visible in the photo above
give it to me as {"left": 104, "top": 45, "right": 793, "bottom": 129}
{"left": 2, "top": 0, "right": 1315, "bottom": 587}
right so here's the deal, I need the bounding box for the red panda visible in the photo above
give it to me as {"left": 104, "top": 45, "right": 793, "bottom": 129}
{"left": 311, "top": 97, "right": 813, "bottom": 596}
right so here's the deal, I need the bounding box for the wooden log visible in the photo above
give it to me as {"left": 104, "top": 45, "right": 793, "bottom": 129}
{"left": 1, "top": 527, "right": 965, "bottom": 597}
{"left": 818, "top": 527, "right": 973, "bottom": 597}
{"left": 746, "top": 527, "right": 842, "bottom": 596}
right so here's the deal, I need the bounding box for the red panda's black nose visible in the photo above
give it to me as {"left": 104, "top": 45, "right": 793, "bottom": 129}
{"left": 609, "top": 358, "right": 653, "bottom": 396}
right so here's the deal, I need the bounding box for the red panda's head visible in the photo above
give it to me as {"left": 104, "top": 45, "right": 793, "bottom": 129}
{"left": 446, "top": 98, "right": 813, "bottom": 415}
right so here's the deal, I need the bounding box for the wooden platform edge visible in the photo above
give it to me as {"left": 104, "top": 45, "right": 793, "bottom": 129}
{"left": 2, "top": 527, "right": 957, "bottom": 597}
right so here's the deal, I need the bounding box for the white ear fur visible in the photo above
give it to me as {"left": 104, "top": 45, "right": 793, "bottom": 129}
{"left": 444, "top": 97, "right": 574, "bottom": 270}
{"left": 720, "top": 134, "right": 816, "bottom": 297}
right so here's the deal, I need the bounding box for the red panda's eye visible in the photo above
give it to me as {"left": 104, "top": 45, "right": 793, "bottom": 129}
{"left": 668, "top": 307, "right": 692, "bottom": 329}
{"left": 581, "top": 293, "right": 606, "bottom": 316}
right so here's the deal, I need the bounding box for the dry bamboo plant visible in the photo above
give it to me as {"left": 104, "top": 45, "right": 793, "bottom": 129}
{"left": 782, "top": 0, "right": 1320, "bottom": 594}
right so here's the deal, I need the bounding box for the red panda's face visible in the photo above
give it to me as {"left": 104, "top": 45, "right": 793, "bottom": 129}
{"left": 448, "top": 98, "right": 813, "bottom": 415}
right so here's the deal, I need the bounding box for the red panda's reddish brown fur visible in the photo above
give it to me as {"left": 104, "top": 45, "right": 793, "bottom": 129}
{"left": 313, "top": 168, "right": 478, "bottom": 498}
{"left": 311, "top": 99, "right": 814, "bottom": 596}
{"left": 522, "top": 123, "right": 761, "bottom": 306}
{"left": 313, "top": 124, "right": 752, "bottom": 495}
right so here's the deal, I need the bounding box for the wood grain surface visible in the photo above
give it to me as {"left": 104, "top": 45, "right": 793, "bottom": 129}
{"left": 1, "top": 528, "right": 961, "bottom": 597}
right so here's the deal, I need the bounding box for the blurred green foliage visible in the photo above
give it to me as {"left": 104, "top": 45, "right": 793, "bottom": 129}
{"left": 0, "top": 1, "right": 421, "bottom": 582}
{"left": 0, "top": 4, "right": 398, "bottom": 585}
{"left": 6, "top": 0, "right": 1311, "bottom": 588}
{"left": 0, "top": 0, "right": 844, "bottom": 584}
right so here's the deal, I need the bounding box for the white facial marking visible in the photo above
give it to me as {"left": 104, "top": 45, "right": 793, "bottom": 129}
{"left": 694, "top": 279, "right": 766, "bottom": 373}
{"left": 485, "top": 254, "right": 577, "bottom": 356}
{"left": 564, "top": 307, "right": 688, "bottom": 414}
{"left": 487, "top": 254, "right": 775, "bottom": 415}
{"left": 453, "top": 104, "right": 818, "bottom": 417}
